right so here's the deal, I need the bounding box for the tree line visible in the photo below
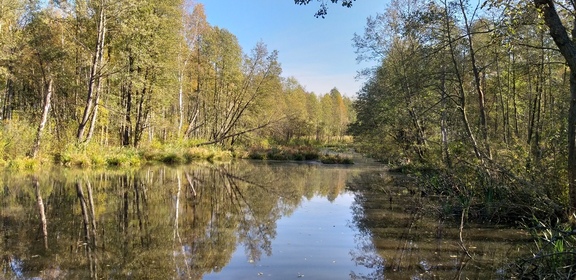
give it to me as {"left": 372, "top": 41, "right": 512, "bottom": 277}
{"left": 348, "top": 0, "right": 576, "bottom": 215}
{"left": 0, "top": 0, "right": 354, "bottom": 161}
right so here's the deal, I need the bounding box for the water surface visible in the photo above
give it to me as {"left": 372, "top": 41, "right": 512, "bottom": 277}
{"left": 0, "top": 160, "right": 530, "bottom": 279}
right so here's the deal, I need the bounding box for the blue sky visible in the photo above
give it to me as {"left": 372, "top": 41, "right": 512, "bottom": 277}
{"left": 200, "top": 0, "right": 387, "bottom": 97}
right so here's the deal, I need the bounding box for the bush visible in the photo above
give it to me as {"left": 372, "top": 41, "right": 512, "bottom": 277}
{"left": 105, "top": 148, "right": 141, "bottom": 167}
{"left": 0, "top": 119, "right": 36, "bottom": 160}
{"left": 7, "top": 157, "right": 41, "bottom": 171}
{"left": 508, "top": 218, "right": 576, "bottom": 278}
{"left": 160, "top": 153, "right": 184, "bottom": 165}
{"left": 320, "top": 154, "right": 354, "bottom": 164}
{"left": 417, "top": 164, "right": 564, "bottom": 225}
{"left": 247, "top": 145, "right": 320, "bottom": 161}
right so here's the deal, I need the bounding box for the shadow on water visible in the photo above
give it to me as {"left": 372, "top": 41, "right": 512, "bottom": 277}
{"left": 0, "top": 161, "right": 531, "bottom": 279}
{"left": 347, "top": 171, "right": 532, "bottom": 279}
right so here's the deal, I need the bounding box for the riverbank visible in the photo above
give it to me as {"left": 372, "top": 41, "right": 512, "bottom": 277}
{"left": 0, "top": 143, "right": 356, "bottom": 171}
{"left": 378, "top": 161, "right": 576, "bottom": 278}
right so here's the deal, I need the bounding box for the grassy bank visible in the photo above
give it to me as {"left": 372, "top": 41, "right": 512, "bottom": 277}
{"left": 0, "top": 143, "right": 235, "bottom": 171}
{"left": 384, "top": 161, "right": 576, "bottom": 278}
{"left": 247, "top": 145, "right": 354, "bottom": 164}
{"left": 1, "top": 142, "right": 357, "bottom": 171}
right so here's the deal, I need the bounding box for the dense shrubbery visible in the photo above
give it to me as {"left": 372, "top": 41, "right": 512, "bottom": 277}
{"left": 320, "top": 154, "right": 354, "bottom": 164}
{"left": 507, "top": 218, "right": 576, "bottom": 278}
{"left": 413, "top": 164, "right": 564, "bottom": 225}
{"left": 247, "top": 145, "right": 355, "bottom": 164}
{"left": 248, "top": 146, "right": 320, "bottom": 161}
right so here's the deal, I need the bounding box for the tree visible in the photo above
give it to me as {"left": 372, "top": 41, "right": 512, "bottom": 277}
{"left": 75, "top": 0, "right": 107, "bottom": 143}
{"left": 294, "top": 0, "right": 356, "bottom": 18}
{"left": 0, "top": 0, "right": 25, "bottom": 120}
{"left": 329, "top": 88, "right": 348, "bottom": 138}
{"left": 182, "top": 3, "right": 210, "bottom": 140}
{"left": 24, "top": 9, "right": 65, "bottom": 158}
{"left": 531, "top": 0, "right": 576, "bottom": 213}
{"left": 112, "top": 0, "right": 181, "bottom": 147}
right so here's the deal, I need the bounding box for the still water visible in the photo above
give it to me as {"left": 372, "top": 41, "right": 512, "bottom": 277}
{"left": 0, "top": 160, "right": 529, "bottom": 279}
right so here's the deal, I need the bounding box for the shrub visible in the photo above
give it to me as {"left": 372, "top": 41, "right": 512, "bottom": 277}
{"left": 247, "top": 145, "right": 321, "bottom": 161}
{"left": 320, "top": 154, "right": 354, "bottom": 164}
{"left": 160, "top": 153, "right": 184, "bottom": 165}
{"left": 508, "top": 218, "right": 576, "bottom": 278}
{"left": 7, "top": 158, "right": 40, "bottom": 171}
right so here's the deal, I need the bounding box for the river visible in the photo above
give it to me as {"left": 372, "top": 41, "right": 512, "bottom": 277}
{"left": 0, "top": 160, "right": 530, "bottom": 279}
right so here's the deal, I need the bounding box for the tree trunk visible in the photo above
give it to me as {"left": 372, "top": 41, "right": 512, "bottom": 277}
{"left": 2, "top": 64, "right": 14, "bottom": 120}
{"left": 569, "top": 71, "right": 576, "bottom": 214}
{"left": 533, "top": 0, "right": 576, "bottom": 213}
{"left": 30, "top": 78, "right": 53, "bottom": 158}
{"left": 86, "top": 86, "right": 101, "bottom": 144}
{"left": 77, "top": 0, "right": 106, "bottom": 142}
{"left": 134, "top": 84, "right": 150, "bottom": 148}
{"left": 123, "top": 87, "right": 132, "bottom": 146}
{"left": 442, "top": 0, "right": 482, "bottom": 160}
{"left": 33, "top": 176, "right": 48, "bottom": 250}
{"left": 177, "top": 61, "right": 187, "bottom": 138}
{"left": 458, "top": 0, "right": 491, "bottom": 159}
{"left": 440, "top": 64, "right": 452, "bottom": 168}
{"left": 122, "top": 55, "right": 134, "bottom": 147}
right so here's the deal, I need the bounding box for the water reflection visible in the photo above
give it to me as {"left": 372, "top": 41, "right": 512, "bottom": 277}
{"left": 0, "top": 162, "right": 531, "bottom": 279}
{"left": 0, "top": 161, "right": 358, "bottom": 279}
{"left": 347, "top": 171, "right": 531, "bottom": 279}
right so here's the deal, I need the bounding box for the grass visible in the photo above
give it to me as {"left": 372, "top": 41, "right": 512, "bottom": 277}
{"left": 247, "top": 145, "right": 320, "bottom": 161}
{"left": 0, "top": 137, "right": 354, "bottom": 170}
{"left": 247, "top": 145, "right": 355, "bottom": 164}
{"left": 48, "top": 143, "right": 234, "bottom": 169}
{"left": 320, "top": 154, "right": 354, "bottom": 164}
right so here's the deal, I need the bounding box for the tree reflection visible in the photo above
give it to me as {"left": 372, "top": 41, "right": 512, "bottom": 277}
{"left": 75, "top": 177, "right": 98, "bottom": 278}
{"left": 347, "top": 171, "right": 530, "bottom": 279}
{"left": 32, "top": 176, "right": 48, "bottom": 250}
{"left": 0, "top": 161, "right": 353, "bottom": 279}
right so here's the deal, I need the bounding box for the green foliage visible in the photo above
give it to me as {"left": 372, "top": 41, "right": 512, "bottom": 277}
{"left": 54, "top": 144, "right": 143, "bottom": 168}
{"left": 320, "top": 154, "right": 354, "bottom": 164}
{"left": 6, "top": 157, "right": 41, "bottom": 171}
{"left": 349, "top": 0, "right": 573, "bottom": 231}
{"left": 0, "top": 0, "right": 353, "bottom": 166}
{"left": 105, "top": 149, "right": 141, "bottom": 167}
{"left": 247, "top": 145, "right": 320, "bottom": 161}
{"left": 0, "top": 120, "right": 38, "bottom": 161}
{"left": 508, "top": 218, "right": 576, "bottom": 278}
{"left": 418, "top": 163, "right": 564, "bottom": 225}
{"left": 140, "top": 143, "right": 233, "bottom": 164}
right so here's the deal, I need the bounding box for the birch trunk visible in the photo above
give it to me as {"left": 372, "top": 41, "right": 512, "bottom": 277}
{"left": 33, "top": 177, "right": 48, "bottom": 250}
{"left": 77, "top": 0, "right": 106, "bottom": 142}
{"left": 30, "top": 78, "right": 53, "bottom": 158}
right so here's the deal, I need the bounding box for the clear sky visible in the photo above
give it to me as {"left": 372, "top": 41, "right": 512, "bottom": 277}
{"left": 200, "top": 0, "right": 387, "bottom": 97}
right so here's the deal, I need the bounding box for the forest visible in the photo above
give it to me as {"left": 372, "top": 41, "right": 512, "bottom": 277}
{"left": 3, "top": 0, "right": 576, "bottom": 276}
{"left": 0, "top": 0, "right": 354, "bottom": 167}
{"left": 344, "top": 0, "right": 576, "bottom": 275}
{"left": 345, "top": 0, "right": 573, "bottom": 216}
